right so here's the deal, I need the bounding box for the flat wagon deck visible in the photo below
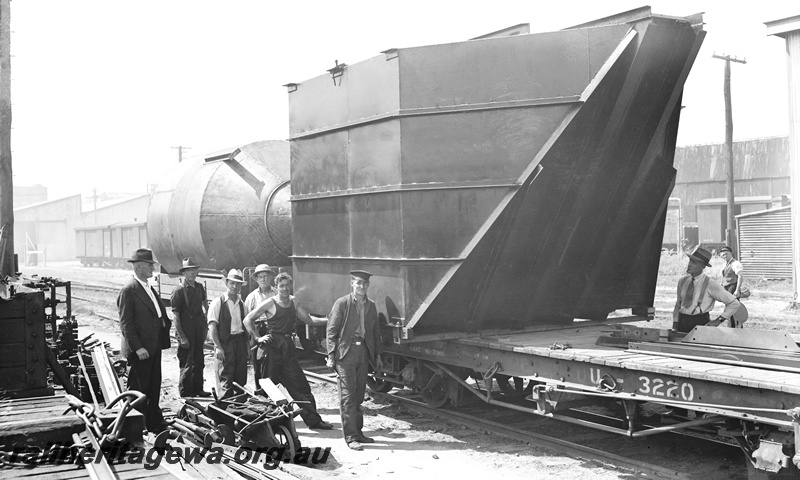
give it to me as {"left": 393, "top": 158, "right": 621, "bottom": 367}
{"left": 377, "top": 320, "right": 800, "bottom": 475}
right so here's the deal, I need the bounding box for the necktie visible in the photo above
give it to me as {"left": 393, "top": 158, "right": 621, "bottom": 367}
{"left": 682, "top": 278, "right": 695, "bottom": 309}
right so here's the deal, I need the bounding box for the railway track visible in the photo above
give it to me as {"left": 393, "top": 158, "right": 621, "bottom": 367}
{"left": 303, "top": 366, "right": 745, "bottom": 480}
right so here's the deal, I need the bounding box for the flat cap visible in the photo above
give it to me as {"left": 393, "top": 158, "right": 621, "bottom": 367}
{"left": 350, "top": 270, "right": 372, "bottom": 281}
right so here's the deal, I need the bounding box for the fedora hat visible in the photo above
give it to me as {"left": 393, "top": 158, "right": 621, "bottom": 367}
{"left": 253, "top": 264, "right": 273, "bottom": 276}
{"left": 225, "top": 269, "right": 245, "bottom": 283}
{"left": 127, "top": 248, "right": 156, "bottom": 264}
{"left": 350, "top": 270, "right": 372, "bottom": 281}
{"left": 687, "top": 246, "right": 712, "bottom": 268}
{"left": 179, "top": 257, "right": 200, "bottom": 272}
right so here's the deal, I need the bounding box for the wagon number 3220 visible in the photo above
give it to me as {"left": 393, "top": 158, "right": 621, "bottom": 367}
{"left": 638, "top": 376, "right": 694, "bottom": 401}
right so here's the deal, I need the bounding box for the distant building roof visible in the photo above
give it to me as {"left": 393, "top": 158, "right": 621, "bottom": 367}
{"left": 696, "top": 196, "right": 774, "bottom": 206}
{"left": 86, "top": 194, "right": 150, "bottom": 212}
{"left": 13, "top": 194, "right": 81, "bottom": 212}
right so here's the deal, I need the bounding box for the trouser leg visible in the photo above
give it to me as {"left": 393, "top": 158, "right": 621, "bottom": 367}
{"left": 192, "top": 326, "right": 207, "bottom": 393}
{"left": 335, "top": 345, "right": 367, "bottom": 442}
{"left": 127, "top": 348, "right": 164, "bottom": 431}
{"left": 233, "top": 334, "right": 248, "bottom": 388}
{"left": 216, "top": 337, "right": 237, "bottom": 399}
{"left": 279, "top": 342, "right": 323, "bottom": 427}
{"left": 177, "top": 345, "right": 192, "bottom": 397}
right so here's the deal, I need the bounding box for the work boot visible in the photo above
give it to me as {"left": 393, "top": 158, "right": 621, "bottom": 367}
{"left": 310, "top": 420, "right": 334, "bottom": 430}
{"left": 347, "top": 441, "right": 363, "bottom": 451}
{"left": 357, "top": 434, "right": 374, "bottom": 444}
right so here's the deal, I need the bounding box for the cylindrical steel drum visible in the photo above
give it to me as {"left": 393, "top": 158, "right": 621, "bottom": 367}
{"left": 148, "top": 140, "right": 291, "bottom": 274}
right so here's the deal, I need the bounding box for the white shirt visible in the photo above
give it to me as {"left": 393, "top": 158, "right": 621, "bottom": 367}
{"left": 208, "top": 292, "right": 245, "bottom": 335}
{"left": 244, "top": 288, "right": 276, "bottom": 321}
{"left": 134, "top": 276, "right": 162, "bottom": 317}
{"left": 675, "top": 273, "right": 740, "bottom": 319}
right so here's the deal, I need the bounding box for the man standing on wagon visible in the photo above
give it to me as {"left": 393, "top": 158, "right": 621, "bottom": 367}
{"left": 326, "top": 270, "right": 384, "bottom": 451}
{"left": 672, "top": 247, "right": 740, "bottom": 333}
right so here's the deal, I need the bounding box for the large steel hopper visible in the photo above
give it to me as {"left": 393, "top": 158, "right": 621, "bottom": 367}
{"left": 289, "top": 9, "right": 705, "bottom": 336}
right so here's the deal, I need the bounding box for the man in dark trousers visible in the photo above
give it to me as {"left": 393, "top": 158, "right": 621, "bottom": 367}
{"left": 326, "top": 270, "right": 383, "bottom": 451}
{"left": 171, "top": 257, "right": 210, "bottom": 398}
{"left": 672, "top": 246, "right": 740, "bottom": 333}
{"left": 243, "top": 272, "right": 333, "bottom": 430}
{"left": 117, "top": 248, "right": 171, "bottom": 433}
{"left": 208, "top": 269, "right": 248, "bottom": 399}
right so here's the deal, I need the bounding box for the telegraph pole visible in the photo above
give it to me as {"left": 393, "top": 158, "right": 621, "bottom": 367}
{"left": 171, "top": 146, "right": 190, "bottom": 162}
{"left": 712, "top": 53, "right": 747, "bottom": 254}
{"left": 0, "top": 0, "right": 14, "bottom": 280}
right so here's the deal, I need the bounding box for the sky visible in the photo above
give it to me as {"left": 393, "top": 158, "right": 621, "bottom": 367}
{"left": 7, "top": 1, "right": 799, "bottom": 201}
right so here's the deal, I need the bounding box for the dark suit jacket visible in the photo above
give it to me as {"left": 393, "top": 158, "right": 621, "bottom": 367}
{"left": 326, "top": 293, "right": 381, "bottom": 362}
{"left": 118, "top": 276, "right": 170, "bottom": 360}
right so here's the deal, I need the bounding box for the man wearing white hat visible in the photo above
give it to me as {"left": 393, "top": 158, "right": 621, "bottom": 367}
{"left": 244, "top": 264, "right": 275, "bottom": 388}
{"left": 208, "top": 269, "right": 248, "bottom": 399}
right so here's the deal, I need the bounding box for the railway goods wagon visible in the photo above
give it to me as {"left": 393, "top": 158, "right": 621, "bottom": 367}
{"left": 148, "top": 140, "right": 292, "bottom": 275}
{"left": 291, "top": 9, "right": 800, "bottom": 477}
{"left": 289, "top": 8, "right": 704, "bottom": 336}
{"left": 75, "top": 222, "right": 148, "bottom": 268}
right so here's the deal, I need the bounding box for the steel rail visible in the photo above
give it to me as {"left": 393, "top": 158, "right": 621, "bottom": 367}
{"left": 303, "top": 369, "right": 691, "bottom": 479}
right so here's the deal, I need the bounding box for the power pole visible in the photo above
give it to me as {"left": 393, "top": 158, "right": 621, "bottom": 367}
{"left": 712, "top": 53, "right": 747, "bottom": 254}
{"left": 171, "top": 146, "right": 190, "bottom": 163}
{"left": 0, "top": 0, "right": 14, "bottom": 279}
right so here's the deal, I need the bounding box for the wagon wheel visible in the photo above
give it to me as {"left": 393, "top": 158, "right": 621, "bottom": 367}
{"left": 366, "top": 356, "right": 393, "bottom": 393}
{"left": 420, "top": 378, "right": 449, "bottom": 408}
{"left": 495, "top": 374, "right": 535, "bottom": 397}
{"left": 366, "top": 375, "right": 393, "bottom": 393}
{"left": 274, "top": 424, "right": 298, "bottom": 460}
{"left": 417, "top": 366, "right": 449, "bottom": 408}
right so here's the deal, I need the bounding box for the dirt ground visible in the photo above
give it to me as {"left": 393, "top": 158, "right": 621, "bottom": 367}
{"left": 18, "top": 256, "right": 799, "bottom": 480}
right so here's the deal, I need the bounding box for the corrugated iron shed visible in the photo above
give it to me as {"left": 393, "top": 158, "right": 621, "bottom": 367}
{"left": 737, "top": 206, "right": 792, "bottom": 279}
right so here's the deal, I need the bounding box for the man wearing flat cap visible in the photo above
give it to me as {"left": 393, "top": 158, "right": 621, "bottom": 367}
{"left": 244, "top": 264, "right": 275, "bottom": 388}
{"left": 326, "top": 270, "right": 383, "bottom": 451}
{"left": 672, "top": 247, "right": 740, "bottom": 333}
{"left": 208, "top": 269, "right": 248, "bottom": 399}
{"left": 171, "top": 257, "right": 210, "bottom": 398}
{"left": 117, "top": 248, "right": 171, "bottom": 433}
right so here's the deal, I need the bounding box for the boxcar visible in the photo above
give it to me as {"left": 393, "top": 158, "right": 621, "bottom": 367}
{"left": 75, "top": 222, "right": 148, "bottom": 268}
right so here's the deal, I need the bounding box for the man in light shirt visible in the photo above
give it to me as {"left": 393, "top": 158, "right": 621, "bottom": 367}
{"left": 672, "top": 247, "right": 740, "bottom": 333}
{"left": 208, "top": 269, "right": 248, "bottom": 399}
{"left": 244, "top": 264, "right": 275, "bottom": 388}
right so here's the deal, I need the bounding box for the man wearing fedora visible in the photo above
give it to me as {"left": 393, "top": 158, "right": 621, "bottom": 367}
{"left": 672, "top": 247, "right": 740, "bottom": 333}
{"left": 208, "top": 269, "right": 248, "bottom": 399}
{"left": 244, "top": 264, "right": 275, "bottom": 388}
{"left": 326, "top": 270, "right": 384, "bottom": 451}
{"left": 117, "top": 248, "right": 171, "bottom": 433}
{"left": 171, "top": 257, "right": 210, "bottom": 398}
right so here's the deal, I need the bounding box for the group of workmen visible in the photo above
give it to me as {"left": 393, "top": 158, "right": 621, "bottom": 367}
{"left": 117, "top": 248, "right": 382, "bottom": 451}
{"left": 116, "top": 244, "right": 748, "bottom": 452}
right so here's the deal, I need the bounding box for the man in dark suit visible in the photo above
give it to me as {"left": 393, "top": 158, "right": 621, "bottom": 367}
{"left": 117, "top": 248, "right": 171, "bottom": 433}
{"left": 326, "top": 270, "right": 383, "bottom": 451}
